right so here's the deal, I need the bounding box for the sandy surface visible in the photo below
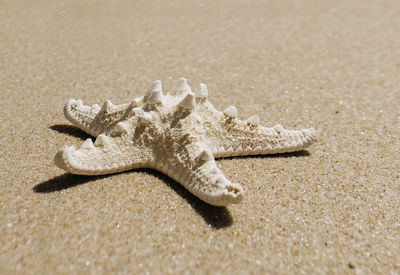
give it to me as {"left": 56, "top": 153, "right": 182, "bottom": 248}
{"left": 1, "top": 0, "right": 399, "bottom": 273}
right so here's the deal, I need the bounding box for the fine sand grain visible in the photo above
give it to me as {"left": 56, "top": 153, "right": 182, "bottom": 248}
{"left": 0, "top": 0, "right": 399, "bottom": 273}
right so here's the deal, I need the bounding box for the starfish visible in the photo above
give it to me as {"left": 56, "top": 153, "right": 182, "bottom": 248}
{"left": 54, "top": 78, "right": 316, "bottom": 206}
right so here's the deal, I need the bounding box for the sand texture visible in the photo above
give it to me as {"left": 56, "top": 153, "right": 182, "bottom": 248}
{"left": 1, "top": 0, "right": 399, "bottom": 273}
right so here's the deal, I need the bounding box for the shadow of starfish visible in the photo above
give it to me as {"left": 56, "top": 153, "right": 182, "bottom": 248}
{"left": 221, "top": 150, "right": 310, "bottom": 160}
{"left": 50, "top": 124, "right": 92, "bottom": 140}
{"left": 33, "top": 171, "right": 233, "bottom": 229}
{"left": 142, "top": 168, "right": 233, "bottom": 229}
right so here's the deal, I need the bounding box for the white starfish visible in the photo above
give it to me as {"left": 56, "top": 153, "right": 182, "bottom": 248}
{"left": 54, "top": 78, "right": 317, "bottom": 206}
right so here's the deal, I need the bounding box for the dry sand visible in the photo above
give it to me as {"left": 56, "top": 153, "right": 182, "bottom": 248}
{"left": 1, "top": 0, "right": 399, "bottom": 273}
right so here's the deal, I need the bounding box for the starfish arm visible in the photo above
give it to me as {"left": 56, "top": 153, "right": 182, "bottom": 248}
{"left": 213, "top": 119, "right": 317, "bottom": 158}
{"left": 149, "top": 138, "right": 244, "bottom": 206}
{"left": 198, "top": 103, "right": 316, "bottom": 158}
{"left": 54, "top": 134, "right": 150, "bottom": 176}
{"left": 64, "top": 98, "right": 144, "bottom": 137}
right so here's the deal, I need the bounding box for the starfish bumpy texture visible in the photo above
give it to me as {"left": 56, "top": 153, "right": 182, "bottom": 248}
{"left": 54, "top": 78, "right": 317, "bottom": 206}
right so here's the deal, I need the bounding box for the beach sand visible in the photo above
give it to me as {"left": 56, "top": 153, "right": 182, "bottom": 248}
{"left": 1, "top": 0, "right": 399, "bottom": 273}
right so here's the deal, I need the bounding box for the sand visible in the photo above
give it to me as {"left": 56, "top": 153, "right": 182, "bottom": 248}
{"left": 1, "top": 0, "right": 399, "bottom": 273}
